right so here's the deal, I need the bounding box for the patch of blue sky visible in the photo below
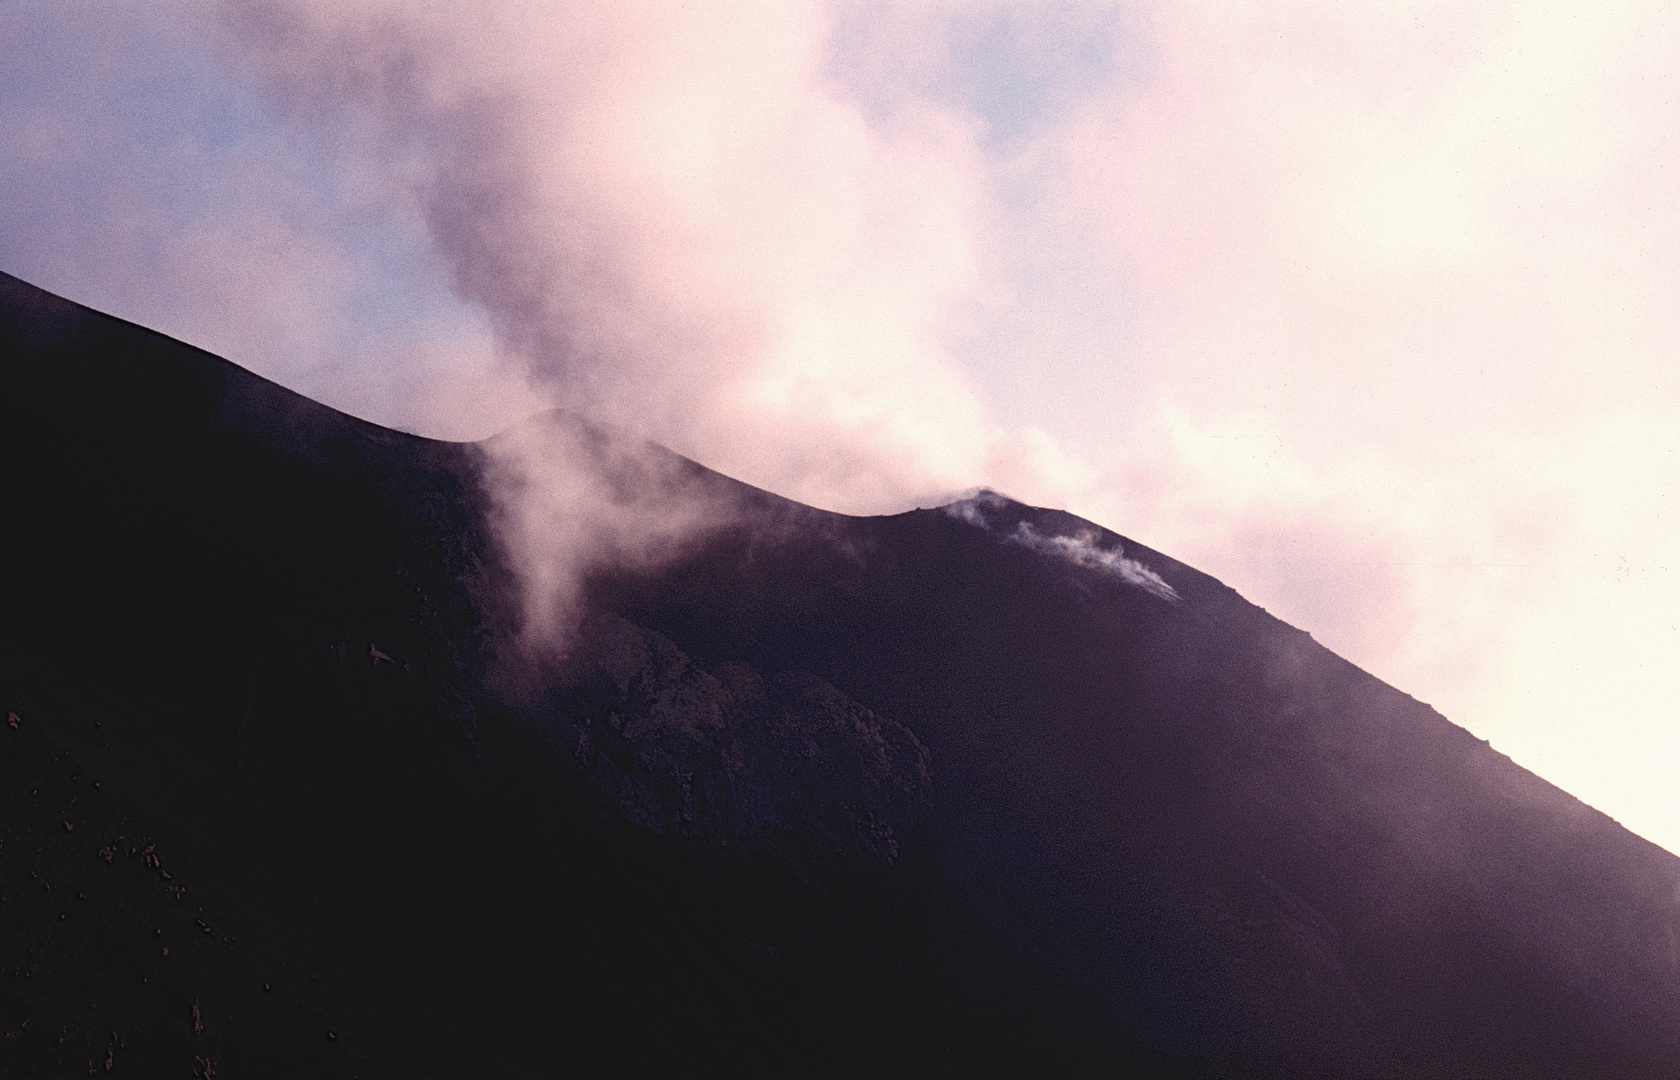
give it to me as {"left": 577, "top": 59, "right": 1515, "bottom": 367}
{"left": 0, "top": 1, "right": 245, "bottom": 156}
{"left": 826, "top": 2, "right": 1152, "bottom": 154}
{"left": 0, "top": 0, "right": 470, "bottom": 364}
{"left": 944, "top": 3, "right": 1139, "bottom": 150}
{"left": 822, "top": 4, "right": 1157, "bottom": 451}
{"left": 333, "top": 205, "right": 468, "bottom": 347}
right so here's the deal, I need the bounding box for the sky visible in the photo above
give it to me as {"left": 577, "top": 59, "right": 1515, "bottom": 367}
{"left": 5, "top": 1, "right": 1680, "bottom": 852}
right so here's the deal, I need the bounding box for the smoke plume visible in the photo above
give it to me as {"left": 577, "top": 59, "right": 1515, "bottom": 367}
{"left": 191, "top": 0, "right": 1062, "bottom": 645}
{"left": 208, "top": 0, "right": 1014, "bottom": 508}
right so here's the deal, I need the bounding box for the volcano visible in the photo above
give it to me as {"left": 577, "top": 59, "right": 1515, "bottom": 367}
{"left": 3, "top": 268, "right": 1679, "bottom": 1077}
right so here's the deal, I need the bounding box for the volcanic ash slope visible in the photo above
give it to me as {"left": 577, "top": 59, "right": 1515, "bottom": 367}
{"left": 3, "top": 269, "right": 1680, "bottom": 1078}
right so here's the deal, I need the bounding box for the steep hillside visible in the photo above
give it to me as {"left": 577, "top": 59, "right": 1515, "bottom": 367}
{"left": 3, "top": 269, "right": 1678, "bottom": 1077}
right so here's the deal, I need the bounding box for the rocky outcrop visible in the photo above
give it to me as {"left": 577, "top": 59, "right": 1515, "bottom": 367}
{"left": 550, "top": 614, "right": 931, "bottom": 867}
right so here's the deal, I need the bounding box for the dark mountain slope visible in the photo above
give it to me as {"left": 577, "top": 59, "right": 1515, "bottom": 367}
{"left": 602, "top": 494, "right": 1680, "bottom": 1074}
{"left": 2, "top": 268, "right": 1679, "bottom": 1077}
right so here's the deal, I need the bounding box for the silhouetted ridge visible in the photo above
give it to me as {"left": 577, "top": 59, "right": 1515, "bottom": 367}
{"left": 4, "top": 268, "right": 1679, "bottom": 1078}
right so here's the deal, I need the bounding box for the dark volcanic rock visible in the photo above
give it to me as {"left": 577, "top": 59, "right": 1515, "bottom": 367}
{"left": 5, "top": 267, "right": 1680, "bottom": 1078}
{"left": 552, "top": 613, "right": 931, "bottom": 866}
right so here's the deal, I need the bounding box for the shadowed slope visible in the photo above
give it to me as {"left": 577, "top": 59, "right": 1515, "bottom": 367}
{"left": 3, "top": 269, "right": 1679, "bottom": 1077}
{"left": 601, "top": 491, "right": 1680, "bottom": 1074}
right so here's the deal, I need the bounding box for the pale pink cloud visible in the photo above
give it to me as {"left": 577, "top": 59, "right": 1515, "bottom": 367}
{"left": 1030, "top": 1, "right": 1680, "bottom": 849}
{"left": 208, "top": 0, "right": 1022, "bottom": 513}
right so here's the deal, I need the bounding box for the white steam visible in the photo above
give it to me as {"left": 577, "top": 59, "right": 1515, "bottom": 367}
{"left": 203, "top": 0, "right": 1018, "bottom": 515}
{"left": 1009, "top": 523, "right": 1179, "bottom": 603}
{"left": 480, "top": 412, "right": 742, "bottom": 654}
{"left": 192, "top": 0, "right": 1054, "bottom": 652}
{"left": 945, "top": 491, "right": 1179, "bottom": 603}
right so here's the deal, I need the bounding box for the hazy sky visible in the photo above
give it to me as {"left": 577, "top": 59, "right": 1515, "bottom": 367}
{"left": 6, "top": 1, "right": 1680, "bottom": 852}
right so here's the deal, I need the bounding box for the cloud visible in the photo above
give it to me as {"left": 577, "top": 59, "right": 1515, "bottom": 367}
{"left": 201, "top": 0, "right": 1037, "bottom": 515}
{"left": 174, "top": 0, "right": 1100, "bottom": 665}
{"left": 1019, "top": 0, "right": 1680, "bottom": 850}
